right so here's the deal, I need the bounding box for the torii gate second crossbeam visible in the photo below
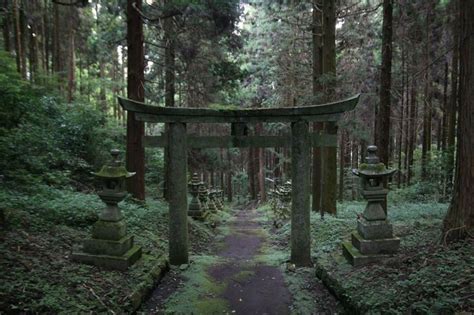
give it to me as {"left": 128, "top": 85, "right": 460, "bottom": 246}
{"left": 119, "top": 94, "right": 360, "bottom": 267}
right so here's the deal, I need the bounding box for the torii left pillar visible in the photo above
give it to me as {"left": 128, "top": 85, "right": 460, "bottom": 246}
{"left": 168, "top": 122, "right": 189, "bottom": 265}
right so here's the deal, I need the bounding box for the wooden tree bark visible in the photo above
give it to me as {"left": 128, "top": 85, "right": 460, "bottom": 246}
{"left": 421, "top": 3, "right": 434, "bottom": 180}
{"left": 397, "top": 48, "right": 406, "bottom": 187}
{"left": 320, "top": 0, "right": 337, "bottom": 215}
{"left": 66, "top": 7, "right": 75, "bottom": 103}
{"left": 375, "top": 0, "right": 393, "bottom": 212}
{"left": 226, "top": 149, "right": 233, "bottom": 202}
{"left": 256, "top": 124, "right": 266, "bottom": 201}
{"left": 446, "top": 1, "right": 459, "bottom": 193}
{"left": 125, "top": 0, "right": 145, "bottom": 200}
{"left": 162, "top": 0, "right": 176, "bottom": 201}
{"left": 12, "top": 0, "right": 23, "bottom": 75}
{"left": 311, "top": 0, "right": 323, "bottom": 213}
{"left": 442, "top": 0, "right": 474, "bottom": 242}
{"left": 338, "top": 129, "right": 345, "bottom": 201}
{"left": 28, "top": 2, "right": 38, "bottom": 83}
{"left": 407, "top": 79, "right": 417, "bottom": 185}
{"left": 2, "top": 0, "right": 11, "bottom": 52}
{"left": 441, "top": 62, "right": 449, "bottom": 152}
{"left": 375, "top": 0, "right": 393, "bottom": 166}
{"left": 18, "top": 1, "right": 26, "bottom": 78}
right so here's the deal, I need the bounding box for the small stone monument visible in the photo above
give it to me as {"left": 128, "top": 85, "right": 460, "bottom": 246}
{"left": 188, "top": 173, "right": 204, "bottom": 219}
{"left": 207, "top": 187, "right": 218, "bottom": 213}
{"left": 72, "top": 149, "right": 142, "bottom": 270}
{"left": 342, "top": 145, "right": 399, "bottom": 266}
{"left": 195, "top": 182, "right": 209, "bottom": 220}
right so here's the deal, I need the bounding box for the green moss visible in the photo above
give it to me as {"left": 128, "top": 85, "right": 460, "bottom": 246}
{"left": 163, "top": 255, "right": 229, "bottom": 313}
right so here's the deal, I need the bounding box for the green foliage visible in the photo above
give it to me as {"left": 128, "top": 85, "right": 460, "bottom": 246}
{"left": 259, "top": 200, "right": 473, "bottom": 313}
{"left": 0, "top": 51, "right": 124, "bottom": 189}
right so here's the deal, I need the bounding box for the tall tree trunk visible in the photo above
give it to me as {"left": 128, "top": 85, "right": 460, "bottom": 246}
{"left": 163, "top": 0, "right": 176, "bottom": 201}
{"left": 376, "top": 0, "right": 393, "bottom": 166}
{"left": 407, "top": 79, "right": 417, "bottom": 185}
{"left": 397, "top": 48, "right": 406, "bottom": 188}
{"left": 42, "top": 0, "right": 49, "bottom": 73}
{"left": 311, "top": 0, "right": 323, "bottom": 213}
{"left": 18, "top": 1, "right": 26, "bottom": 78}
{"left": 446, "top": 2, "right": 459, "bottom": 194}
{"left": 67, "top": 8, "right": 75, "bottom": 103}
{"left": 12, "top": 0, "right": 22, "bottom": 75}
{"left": 257, "top": 124, "right": 266, "bottom": 202}
{"left": 248, "top": 146, "right": 257, "bottom": 200}
{"left": 338, "top": 129, "right": 345, "bottom": 201}
{"left": 442, "top": 0, "right": 474, "bottom": 242}
{"left": 351, "top": 138, "right": 359, "bottom": 200}
{"left": 421, "top": 3, "right": 434, "bottom": 180}
{"left": 441, "top": 62, "right": 449, "bottom": 152}
{"left": 99, "top": 62, "right": 106, "bottom": 112}
{"left": 2, "top": 0, "right": 11, "bottom": 52}
{"left": 226, "top": 149, "right": 233, "bottom": 202}
{"left": 28, "top": 5, "right": 38, "bottom": 83}
{"left": 52, "top": 2, "right": 61, "bottom": 87}
{"left": 375, "top": 0, "right": 393, "bottom": 212}
{"left": 321, "top": 0, "right": 337, "bottom": 215}
{"left": 126, "top": 0, "right": 145, "bottom": 200}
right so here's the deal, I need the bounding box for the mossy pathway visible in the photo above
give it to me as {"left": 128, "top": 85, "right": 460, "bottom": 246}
{"left": 143, "top": 205, "right": 339, "bottom": 314}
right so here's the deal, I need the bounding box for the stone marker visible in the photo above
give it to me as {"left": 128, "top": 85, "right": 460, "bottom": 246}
{"left": 195, "top": 182, "right": 209, "bottom": 220}
{"left": 72, "top": 149, "right": 142, "bottom": 270}
{"left": 342, "top": 145, "right": 400, "bottom": 266}
{"left": 188, "top": 173, "right": 204, "bottom": 219}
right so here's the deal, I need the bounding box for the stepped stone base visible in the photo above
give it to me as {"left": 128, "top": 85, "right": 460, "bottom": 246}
{"left": 351, "top": 231, "right": 400, "bottom": 255}
{"left": 72, "top": 245, "right": 142, "bottom": 270}
{"left": 342, "top": 242, "right": 394, "bottom": 267}
{"left": 188, "top": 210, "right": 209, "bottom": 220}
{"left": 357, "top": 217, "right": 393, "bottom": 240}
{"left": 83, "top": 235, "right": 134, "bottom": 256}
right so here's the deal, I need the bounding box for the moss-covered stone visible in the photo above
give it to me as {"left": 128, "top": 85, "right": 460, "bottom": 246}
{"left": 72, "top": 245, "right": 142, "bottom": 270}
{"left": 92, "top": 220, "right": 126, "bottom": 240}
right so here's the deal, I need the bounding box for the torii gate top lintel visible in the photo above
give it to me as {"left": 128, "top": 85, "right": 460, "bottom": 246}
{"left": 118, "top": 94, "right": 360, "bottom": 123}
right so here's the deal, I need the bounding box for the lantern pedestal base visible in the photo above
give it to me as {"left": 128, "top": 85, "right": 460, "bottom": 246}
{"left": 73, "top": 218, "right": 142, "bottom": 270}
{"left": 342, "top": 230, "right": 399, "bottom": 267}
{"left": 342, "top": 242, "right": 392, "bottom": 266}
{"left": 72, "top": 245, "right": 142, "bottom": 270}
{"left": 188, "top": 209, "right": 208, "bottom": 221}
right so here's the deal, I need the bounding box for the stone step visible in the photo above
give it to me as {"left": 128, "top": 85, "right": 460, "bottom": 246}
{"left": 351, "top": 231, "right": 400, "bottom": 255}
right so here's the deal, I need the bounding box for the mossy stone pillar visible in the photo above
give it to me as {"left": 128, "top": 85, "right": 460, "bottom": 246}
{"left": 290, "top": 120, "right": 312, "bottom": 266}
{"left": 168, "top": 122, "right": 189, "bottom": 265}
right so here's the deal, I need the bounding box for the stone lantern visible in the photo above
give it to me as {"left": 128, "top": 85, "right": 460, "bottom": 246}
{"left": 342, "top": 145, "right": 399, "bottom": 266}
{"left": 72, "top": 149, "right": 142, "bottom": 270}
{"left": 188, "top": 173, "right": 203, "bottom": 218}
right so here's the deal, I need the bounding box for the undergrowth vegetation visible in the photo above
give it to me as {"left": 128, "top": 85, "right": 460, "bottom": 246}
{"left": 0, "top": 183, "right": 226, "bottom": 313}
{"left": 258, "top": 200, "right": 473, "bottom": 314}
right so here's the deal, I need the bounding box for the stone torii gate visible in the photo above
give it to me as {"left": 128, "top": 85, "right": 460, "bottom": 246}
{"left": 119, "top": 94, "right": 360, "bottom": 267}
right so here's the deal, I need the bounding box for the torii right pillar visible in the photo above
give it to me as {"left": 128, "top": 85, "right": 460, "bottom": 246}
{"left": 290, "top": 120, "right": 312, "bottom": 266}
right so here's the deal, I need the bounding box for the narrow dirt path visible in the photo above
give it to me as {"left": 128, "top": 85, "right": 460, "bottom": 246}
{"left": 206, "top": 206, "right": 292, "bottom": 314}
{"left": 143, "top": 205, "right": 339, "bottom": 314}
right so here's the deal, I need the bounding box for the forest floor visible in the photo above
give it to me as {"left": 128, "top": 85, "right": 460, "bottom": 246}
{"left": 1, "top": 185, "right": 472, "bottom": 314}
{"left": 143, "top": 203, "right": 340, "bottom": 314}
{"left": 0, "top": 186, "right": 224, "bottom": 313}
